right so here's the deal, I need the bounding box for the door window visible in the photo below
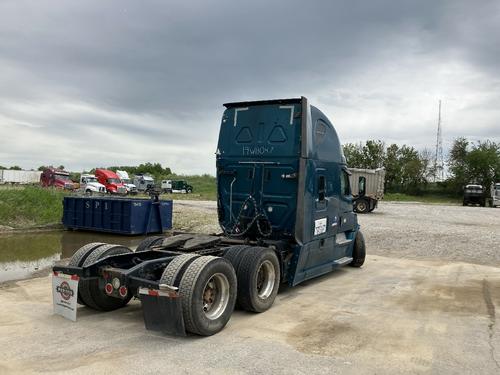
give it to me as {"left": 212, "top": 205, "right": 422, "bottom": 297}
{"left": 340, "top": 170, "right": 351, "bottom": 196}
{"left": 318, "top": 175, "right": 326, "bottom": 202}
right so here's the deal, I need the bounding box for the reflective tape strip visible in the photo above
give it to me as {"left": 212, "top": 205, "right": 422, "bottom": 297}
{"left": 53, "top": 272, "right": 79, "bottom": 281}
{"left": 138, "top": 287, "right": 179, "bottom": 298}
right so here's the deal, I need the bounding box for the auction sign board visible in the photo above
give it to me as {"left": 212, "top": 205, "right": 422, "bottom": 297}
{"left": 52, "top": 272, "right": 79, "bottom": 321}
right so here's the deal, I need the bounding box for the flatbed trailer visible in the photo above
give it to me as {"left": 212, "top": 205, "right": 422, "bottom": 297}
{"left": 52, "top": 97, "right": 366, "bottom": 336}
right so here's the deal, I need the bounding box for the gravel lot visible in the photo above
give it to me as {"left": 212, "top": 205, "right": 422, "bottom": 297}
{"left": 361, "top": 202, "right": 500, "bottom": 266}
{"left": 175, "top": 200, "right": 500, "bottom": 266}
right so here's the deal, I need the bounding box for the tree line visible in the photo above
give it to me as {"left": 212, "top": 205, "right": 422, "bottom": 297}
{"left": 343, "top": 138, "right": 500, "bottom": 195}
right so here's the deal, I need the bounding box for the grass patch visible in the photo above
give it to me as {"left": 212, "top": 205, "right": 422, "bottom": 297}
{"left": 163, "top": 174, "right": 216, "bottom": 200}
{"left": 0, "top": 186, "right": 68, "bottom": 228}
{"left": 384, "top": 192, "right": 461, "bottom": 204}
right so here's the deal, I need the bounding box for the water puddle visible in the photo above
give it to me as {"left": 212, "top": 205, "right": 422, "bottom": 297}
{"left": 0, "top": 231, "right": 148, "bottom": 283}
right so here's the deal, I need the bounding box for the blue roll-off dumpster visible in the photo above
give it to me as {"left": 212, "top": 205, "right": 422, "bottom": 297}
{"left": 62, "top": 196, "right": 173, "bottom": 235}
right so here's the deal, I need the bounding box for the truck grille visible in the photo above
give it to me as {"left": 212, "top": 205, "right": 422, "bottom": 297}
{"left": 117, "top": 187, "right": 126, "bottom": 194}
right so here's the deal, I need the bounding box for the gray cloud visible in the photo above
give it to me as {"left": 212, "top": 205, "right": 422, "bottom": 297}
{"left": 0, "top": 0, "right": 499, "bottom": 173}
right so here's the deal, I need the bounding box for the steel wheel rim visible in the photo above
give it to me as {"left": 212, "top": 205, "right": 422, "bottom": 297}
{"left": 202, "top": 273, "right": 230, "bottom": 320}
{"left": 257, "top": 260, "right": 275, "bottom": 299}
{"left": 357, "top": 201, "right": 366, "bottom": 211}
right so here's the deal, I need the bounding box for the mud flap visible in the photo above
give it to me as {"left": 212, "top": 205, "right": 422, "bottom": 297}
{"left": 139, "top": 287, "right": 186, "bottom": 336}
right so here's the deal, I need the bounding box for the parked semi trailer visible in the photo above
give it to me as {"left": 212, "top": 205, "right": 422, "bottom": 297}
{"left": 0, "top": 169, "right": 42, "bottom": 184}
{"left": 52, "top": 97, "right": 366, "bottom": 336}
{"left": 348, "top": 168, "right": 385, "bottom": 213}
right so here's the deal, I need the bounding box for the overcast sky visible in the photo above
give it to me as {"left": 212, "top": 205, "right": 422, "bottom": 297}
{"left": 0, "top": 0, "right": 499, "bottom": 174}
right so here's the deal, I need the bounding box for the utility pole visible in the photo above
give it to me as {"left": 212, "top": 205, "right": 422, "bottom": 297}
{"left": 433, "top": 100, "right": 444, "bottom": 182}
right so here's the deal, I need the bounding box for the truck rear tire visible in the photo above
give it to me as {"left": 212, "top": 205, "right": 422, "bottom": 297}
{"left": 135, "top": 236, "right": 165, "bottom": 252}
{"left": 68, "top": 242, "right": 106, "bottom": 305}
{"left": 160, "top": 253, "right": 200, "bottom": 286}
{"left": 349, "top": 230, "right": 366, "bottom": 267}
{"left": 80, "top": 244, "right": 133, "bottom": 311}
{"left": 236, "top": 247, "right": 280, "bottom": 313}
{"left": 354, "top": 199, "right": 369, "bottom": 214}
{"left": 223, "top": 245, "right": 251, "bottom": 271}
{"left": 178, "top": 256, "right": 237, "bottom": 336}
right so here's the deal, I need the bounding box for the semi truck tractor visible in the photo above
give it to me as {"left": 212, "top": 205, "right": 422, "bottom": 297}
{"left": 133, "top": 174, "right": 155, "bottom": 193}
{"left": 488, "top": 183, "right": 500, "bottom": 207}
{"left": 79, "top": 174, "right": 106, "bottom": 195}
{"left": 161, "top": 179, "right": 193, "bottom": 193}
{"left": 116, "top": 170, "right": 138, "bottom": 195}
{"left": 463, "top": 184, "right": 486, "bottom": 206}
{"left": 40, "top": 167, "right": 75, "bottom": 189}
{"left": 52, "top": 97, "right": 366, "bottom": 337}
{"left": 348, "top": 168, "right": 385, "bottom": 213}
{"left": 95, "top": 169, "right": 127, "bottom": 195}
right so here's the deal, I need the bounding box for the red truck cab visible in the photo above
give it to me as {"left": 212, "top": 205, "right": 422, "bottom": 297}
{"left": 95, "top": 169, "right": 127, "bottom": 194}
{"left": 40, "top": 168, "right": 75, "bottom": 189}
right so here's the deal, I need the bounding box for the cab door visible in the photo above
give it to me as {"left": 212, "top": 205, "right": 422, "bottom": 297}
{"left": 338, "top": 167, "right": 356, "bottom": 232}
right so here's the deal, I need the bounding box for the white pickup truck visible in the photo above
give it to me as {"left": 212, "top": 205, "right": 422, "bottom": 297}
{"left": 79, "top": 174, "right": 106, "bottom": 195}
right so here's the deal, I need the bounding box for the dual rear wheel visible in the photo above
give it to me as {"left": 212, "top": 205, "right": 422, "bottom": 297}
{"left": 69, "top": 243, "right": 133, "bottom": 311}
{"left": 68, "top": 242, "right": 281, "bottom": 336}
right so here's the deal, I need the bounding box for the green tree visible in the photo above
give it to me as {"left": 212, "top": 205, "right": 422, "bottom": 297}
{"left": 448, "top": 137, "right": 469, "bottom": 192}
{"left": 343, "top": 142, "right": 364, "bottom": 167}
{"left": 343, "top": 140, "right": 385, "bottom": 169}
{"left": 448, "top": 138, "right": 500, "bottom": 193}
{"left": 466, "top": 141, "right": 500, "bottom": 188}
{"left": 361, "top": 140, "right": 385, "bottom": 168}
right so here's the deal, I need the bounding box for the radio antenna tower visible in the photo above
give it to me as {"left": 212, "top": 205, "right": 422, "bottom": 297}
{"left": 433, "top": 100, "right": 444, "bottom": 181}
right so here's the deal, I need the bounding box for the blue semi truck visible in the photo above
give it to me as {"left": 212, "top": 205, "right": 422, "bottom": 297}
{"left": 52, "top": 97, "right": 366, "bottom": 336}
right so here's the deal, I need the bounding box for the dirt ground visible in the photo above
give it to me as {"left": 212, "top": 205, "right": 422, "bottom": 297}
{"left": 0, "top": 202, "right": 499, "bottom": 374}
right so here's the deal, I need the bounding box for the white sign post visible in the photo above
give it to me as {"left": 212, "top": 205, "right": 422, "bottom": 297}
{"left": 52, "top": 272, "right": 79, "bottom": 322}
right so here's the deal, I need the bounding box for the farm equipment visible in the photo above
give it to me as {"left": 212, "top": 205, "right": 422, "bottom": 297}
{"left": 349, "top": 168, "right": 385, "bottom": 213}
{"left": 52, "top": 97, "right": 366, "bottom": 336}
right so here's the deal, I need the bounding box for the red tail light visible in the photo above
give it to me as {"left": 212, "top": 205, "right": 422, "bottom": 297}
{"left": 105, "top": 283, "right": 113, "bottom": 295}
{"left": 118, "top": 286, "right": 128, "bottom": 297}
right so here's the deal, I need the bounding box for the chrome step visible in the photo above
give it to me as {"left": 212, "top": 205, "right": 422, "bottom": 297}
{"left": 335, "top": 232, "right": 353, "bottom": 246}
{"left": 335, "top": 256, "right": 353, "bottom": 266}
